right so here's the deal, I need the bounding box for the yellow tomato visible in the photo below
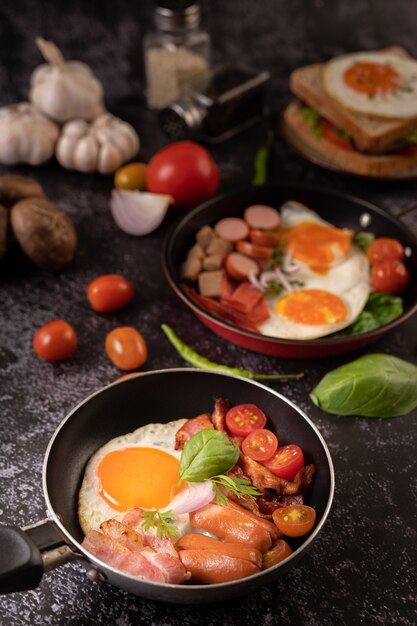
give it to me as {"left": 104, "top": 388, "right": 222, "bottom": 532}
{"left": 114, "top": 162, "right": 147, "bottom": 190}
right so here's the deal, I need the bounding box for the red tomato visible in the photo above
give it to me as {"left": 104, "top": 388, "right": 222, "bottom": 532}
{"left": 115, "top": 372, "right": 142, "bottom": 381}
{"left": 319, "top": 119, "right": 354, "bottom": 151}
{"left": 33, "top": 320, "right": 77, "bottom": 362}
{"left": 146, "top": 141, "right": 220, "bottom": 210}
{"left": 366, "top": 237, "right": 405, "bottom": 264}
{"left": 241, "top": 429, "right": 278, "bottom": 461}
{"left": 272, "top": 505, "right": 316, "bottom": 537}
{"left": 261, "top": 539, "right": 293, "bottom": 569}
{"left": 225, "top": 404, "right": 267, "bottom": 437}
{"left": 371, "top": 259, "right": 410, "bottom": 294}
{"left": 87, "top": 274, "right": 134, "bottom": 313}
{"left": 105, "top": 327, "right": 148, "bottom": 371}
{"left": 263, "top": 444, "right": 304, "bottom": 481}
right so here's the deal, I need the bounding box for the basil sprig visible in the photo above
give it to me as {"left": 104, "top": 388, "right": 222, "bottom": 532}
{"left": 179, "top": 430, "right": 240, "bottom": 483}
{"left": 331, "top": 292, "right": 403, "bottom": 337}
{"left": 310, "top": 354, "right": 417, "bottom": 418}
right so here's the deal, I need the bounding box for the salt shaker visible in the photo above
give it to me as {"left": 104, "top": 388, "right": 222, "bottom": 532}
{"left": 144, "top": 0, "right": 211, "bottom": 110}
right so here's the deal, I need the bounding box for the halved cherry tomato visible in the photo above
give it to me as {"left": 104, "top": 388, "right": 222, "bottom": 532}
{"left": 319, "top": 119, "right": 354, "bottom": 151}
{"left": 87, "top": 274, "right": 134, "bottom": 313}
{"left": 225, "top": 404, "right": 267, "bottom": 437}
{"left": 272, "top": 505, "right": 316, "bottom": 537}
{"left": 241, "top": 429, "right": 278, "bottom": 461}
{"left": 114, "top": 162, "right": 147, "bottom": 191}
{"left": 262, "top": 539, "right": 293, "bottom": 569}
{"left": 366, "top": 237, "right": 405, "bottom": 264}
{"left": 105, "top": 327, "right": 148, "bottom": 371}
{"left": 33, "top": 320, "right": 77, "bottom": 362}
{"left": 371, "top": 259, "right": 410, "bottom": 294}
{"left": 263, "top": 444, "right": 304, "bottom": 481}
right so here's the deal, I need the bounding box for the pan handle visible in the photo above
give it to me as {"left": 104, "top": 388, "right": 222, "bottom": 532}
{"left": 0, "top": 519, "right": 78, "bottom": 594}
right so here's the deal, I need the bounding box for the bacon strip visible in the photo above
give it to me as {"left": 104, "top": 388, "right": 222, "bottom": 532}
{"left": 211, "top": 397, "right": 230, "bottom": 433}
{"left": 238, "top": 452, "right": 316, "bottom": 495}
{"left": 175, "top": 413, "right": 214, "bottom": 450}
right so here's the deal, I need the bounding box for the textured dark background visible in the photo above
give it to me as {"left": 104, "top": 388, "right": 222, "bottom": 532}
{"left": 1, "top": 1, "right": 417, "bottom": 624}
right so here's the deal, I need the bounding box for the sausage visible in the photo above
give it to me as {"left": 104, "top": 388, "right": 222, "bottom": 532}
{"left": 178, "top": 549, "right": 259, "bottom": 584}
{"left": 175, "top": 532, "right": 262, "bottom": 568}
{"left": 225, "top": 252, "right": 259, "bottom": 281}
{"left": 190, "top": 504, "right": 272, "bottom": 551}
{"left": 198, "top": 270, "right": 223, "bottom": 298}
{"left": 214, "top": 217, "right": 249, "bottom": 243}
{"left": 244, "top": 205, "right": 280, "bottom": 230}
{"left": 226, "top": 500, "right": 282, "bottom": 541}
{"left": 236, "top": 240, "right": 274, "bottom": 260}
{"left": 249, "top": 229, "right": 281, "bottom": 247}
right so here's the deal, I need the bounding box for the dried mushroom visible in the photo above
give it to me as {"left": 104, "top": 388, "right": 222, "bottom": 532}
{"left": 0, "top": 175, "right": 44, "bottom": 202}
{"left": 0, "top": 204, "right": 7, "bottom": 260}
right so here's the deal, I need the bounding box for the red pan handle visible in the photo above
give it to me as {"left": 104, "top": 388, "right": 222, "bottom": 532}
{"left": 0, "top": 520, "right": 76, "bottom": 594}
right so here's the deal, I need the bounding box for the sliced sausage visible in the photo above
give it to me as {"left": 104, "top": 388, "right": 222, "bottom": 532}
{"left": 175, "top": 532, "right": 262, "bottom": 568}
{"left": 249, "top": 229, "right": 281, "bottom": 247}
{"left": 214, "top": 217, "right": 249, "bottom": 243}
{"left": 198, "top": 270, "right": 223, "bottom": 298}
{"left": 225, "top": 252, "right": 259, "bottom": 281}
{"left": 190, "top": 504, "right": 272, "bottom": 551}
{"left": 244, "top": 205, "right": 280, "bottom": 230}
{"left": 236, "top": 240, "right": 274, "bottom": 260}
{"left": 178, "top": 549, "right": 259, "bottom": 584}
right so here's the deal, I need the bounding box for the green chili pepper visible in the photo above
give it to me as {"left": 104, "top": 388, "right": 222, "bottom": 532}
{"left": 161, "top": 324, "right": 304, "bottom": 380}
{"left": 252, "top": 130, "right": 274, "bottom": 186}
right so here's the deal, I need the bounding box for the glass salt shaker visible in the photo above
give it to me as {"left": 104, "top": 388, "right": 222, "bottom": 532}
{"left": 144, "top": 0, "right": 211, "bottom": 110}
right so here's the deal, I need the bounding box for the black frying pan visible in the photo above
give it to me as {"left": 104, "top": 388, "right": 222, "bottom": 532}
{"left": 0, "top": 369, "right": 334, "bottom": 603}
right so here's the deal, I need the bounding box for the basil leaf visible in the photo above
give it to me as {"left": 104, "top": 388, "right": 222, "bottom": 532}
{"left": 353, "top": 231, "right": 375, "bottom": 252}
{"left": 179, "top": 430, "right": 240, "bottom": 482}
{"left": 310, "top": 354, "right": 417, "bottom": 418}
{"left": 332, "top": 292, "right": 403, "bottom": 337}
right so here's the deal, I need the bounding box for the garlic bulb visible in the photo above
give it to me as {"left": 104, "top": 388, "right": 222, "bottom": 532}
{"left": 56, "top": 113, "right": 140, "bottom": 174}
{"left": 30, "top": 37, "right": 104, "bottom": 123}
{"left": 0, "top": 102, "right": 60, "bottom": 165}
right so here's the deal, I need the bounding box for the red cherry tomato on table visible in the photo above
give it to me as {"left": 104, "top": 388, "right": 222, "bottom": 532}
{"left": 241, "top": 429, "right": 278, "bottom": 461}
{"left": 33, "top": 320, "right": 77, "bottom": 362}
{"left": 371, "top": 259, "right": 410, "bottom": 294}
{"left": 263, "top": 444, "right": 305, "bottom": 481}
{"left": 105, "top": 327, "right": 148, "bottom": 371}
{"left": 225, "top": 404, "right": 267, "bottom": 437}
{"left": 146, "top": 141, "right": 220, "bottom": 210}
{"left": 262, "top": 539, "right": 293, "bottom": 569}
{"left": 366, "top": 237, "right": 405, "bottom": 264}
{"left": 272, "top": 505, "right": 316, "bottom": 537}
{"left": 87, "top": 275, "right": 134, "bottom": 313}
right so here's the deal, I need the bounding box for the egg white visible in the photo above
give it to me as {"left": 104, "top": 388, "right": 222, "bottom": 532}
{"left": 78, "top": 419, "right": 189, "bottom": 535}
{"left": 257, "top": 201, "right": 371, "bottom": 340}
{"left": 323, "top": 52, "right": 417, "bottom": 119}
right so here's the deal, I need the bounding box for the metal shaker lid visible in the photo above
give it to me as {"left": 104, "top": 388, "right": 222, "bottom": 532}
{"left": 155, "top": 1, "right": 201, "bottom": 32}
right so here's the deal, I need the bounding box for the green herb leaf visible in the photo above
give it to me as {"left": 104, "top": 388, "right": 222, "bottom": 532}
{"left": 140, "top": 509, "right": 178, "bottom": 539}
{"left": 353, "top": 231, "right": 375, "bottom": 252}
{"left": 405, "top": 130, "right": 417, "bottom": 144}
{"left": 210, "top": 475, "right": 262, "bottom": 503}
{"left": 301, "top": 107, "right": 323, "bottom": 137}
{"left": 179, "top": 430, "right": 240, "bottom": 483}
{"left": 310, "top": 353, "right": 417, "bottom": 418}
{"left": 331, "top": 292, "right": 403, "bottom": 337}
{"left": 265, "top": 242, "right": 286, "bottom": 271}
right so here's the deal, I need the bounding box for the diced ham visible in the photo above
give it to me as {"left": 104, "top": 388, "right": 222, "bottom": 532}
{"left": 198, "top": 269, "right": 223, "bottom": 298}
{"left": 206, "top": 237, "right": 232, "bottom": 256}
{"left": 196, "top": 225, "right": 216, "bottom": 250}
{"left": 202, "top": 254, "right": 223, "bottom": 271}
{"left": 174, "top": 413, "right": 214, "bottom": 450}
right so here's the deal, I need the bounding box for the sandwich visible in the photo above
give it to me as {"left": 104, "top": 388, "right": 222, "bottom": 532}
{"left": 282, "top": 47, "right": 417, "bottom": 177}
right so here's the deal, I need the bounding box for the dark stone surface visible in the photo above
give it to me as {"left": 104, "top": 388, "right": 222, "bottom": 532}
{"left": 0, "top": 1, "right": 417, "bottom": 624}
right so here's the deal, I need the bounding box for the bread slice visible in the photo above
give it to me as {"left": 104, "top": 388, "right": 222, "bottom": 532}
{"left": 290, "top": 47, "right": 417, "bottom": 154}
{"left": 282, "top": 100, "right": 417, "bottom": 178}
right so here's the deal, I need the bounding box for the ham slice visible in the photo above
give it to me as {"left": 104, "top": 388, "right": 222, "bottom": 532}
{"left": 174, "top": 413, "right": 213, "bottom": 450}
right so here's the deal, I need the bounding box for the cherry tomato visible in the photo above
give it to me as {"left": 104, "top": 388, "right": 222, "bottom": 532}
{"left": 33, "top": 320, "right": 77, "bottom": 362}
{"left": 319, "top": 119, "right": 354, "bottom": 151}
{"left": 87, "top": 274, "right": 134, "bottom": 313}
{"left": 114, "top": 162, "right": 147, "bottom": 190}
{"left": 264, "top": 444, "right": 305, "bottom": 481}
{"left": 241, "top": 429, "right": 278, "bottom": 462}
{"left": 262, "top": 539, "right": 293, "bottom": 569}
{"left": 105, "top": 327, "right": 147, "bottom": 371}
{"left": 225, "top": 404, "right": 267, "bottom": 437}
{"left": 371, "top": 259, "right": 410, "bottom": 294}
{"left": 272, "top": 505, "right": 316, "bottom": 537}
{"left": 146, "top": 141, "right": 220, "bottom": 210}
{"left": 366, "top": 237, "right": 405, "bottom": 264}
{"left": 115, "top": 372, "right": 142, "bottom": 381}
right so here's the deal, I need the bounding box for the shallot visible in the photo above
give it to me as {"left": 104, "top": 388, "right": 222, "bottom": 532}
{"left": 162, "top": 481, "right": 215, "bottom": 515}
{"left": 110, "top": 188, "right": 172, "bottom": 235}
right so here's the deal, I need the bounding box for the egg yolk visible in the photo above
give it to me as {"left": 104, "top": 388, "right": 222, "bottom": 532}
{"left": 97, "top": 447, "right": 183, "bottom": 511}
{"left": 276, "top": 289, "right": 348, "bottom": 326}
{"left": 282, "top": 221, "right": 352, "bottom": 272}
{"left": 343, "top": 62, "right": 400, "bottom": 96}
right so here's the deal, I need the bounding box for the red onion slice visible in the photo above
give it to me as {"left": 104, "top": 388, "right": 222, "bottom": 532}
{"left": 161, "top": 481, "right": 215, "bottom": 515}
{"left": 110, "top": 189, "right": 172, "bottom": 235}
{"left": 282, "top": 250, "right": 301, "bottom": 275}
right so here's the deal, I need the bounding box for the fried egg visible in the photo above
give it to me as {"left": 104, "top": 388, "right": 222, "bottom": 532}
{"left": 323, "top": 52, "right": 417, "bottom": 119}
{"left": 78, "top": 419, "right": 189, "bottom": 535}
{"left": 257, "top": 201, "right": 371, "bottom": 340}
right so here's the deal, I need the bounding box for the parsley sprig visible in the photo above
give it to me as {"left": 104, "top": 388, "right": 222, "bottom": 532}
{"left": 209, "top": 475, "right": 262, "bottom": 506}
{"left": 140, "top": 509, "right": 178, "bottom": 539}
